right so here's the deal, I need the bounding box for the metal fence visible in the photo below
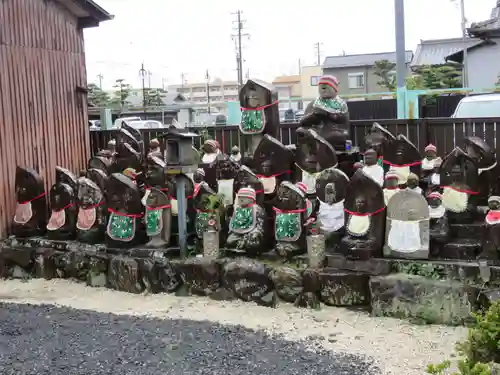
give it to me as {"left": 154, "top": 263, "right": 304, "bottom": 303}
{"left": 89, "top": 117, "right": 500, "bottom": 158}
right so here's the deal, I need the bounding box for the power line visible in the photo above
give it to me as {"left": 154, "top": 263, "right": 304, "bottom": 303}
{"left": 231, "top": 10, "right": 250, "bottom": 90}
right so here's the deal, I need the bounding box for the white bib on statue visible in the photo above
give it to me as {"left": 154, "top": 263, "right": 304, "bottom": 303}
{"left": 422, "top": 158, "right": 436, "bottom": 171}
{"left": 259, "top": 176, "right": 277, "bottom": 194}
{"left": 393, "top": 166, "right": 410, "bottom": 184}
{"left": 387, "top": 219, "right": 421, "bottom": 252}
{"left": 442, "top": 187, "right": 468, "bottom": 213}
{"left": 431, "top": 173, "right": 440, "bottom": 185}
{"left": 318, "top": 200, "right": 344, "bottom": 232}
{"left": 407, "top": 186, "right": 422, "bottom": 195}
{"left": 429, "top": 205, "right": 445, "bottom": 219}
{"left": 301, "top": 171, "right": 317, "bottom": 194}
{"left": 384, "top": 189, "right": 399, "bottom": 205}
{"left": 362, "top": 165, "right": 384, "bottom": 186}
{"left": 171, "top": 199, "right": 178, "bottom": 215}
{"left": 218, "top": 179, "right": 234, "bottom": 205}
{"left": 347, "top": 215, "right": 370, "bottom": 236}
{"left": 201, "top": 152, "right": 218, "bottom": 164}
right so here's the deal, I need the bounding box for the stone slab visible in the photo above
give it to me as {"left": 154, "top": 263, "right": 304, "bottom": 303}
{"left": 369, "top": 274, "right": 479, "bottom": 325}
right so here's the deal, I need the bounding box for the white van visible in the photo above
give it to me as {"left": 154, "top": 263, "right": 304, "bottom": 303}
{"left": 451, "top": 93, "right": 500, "bottom": 118}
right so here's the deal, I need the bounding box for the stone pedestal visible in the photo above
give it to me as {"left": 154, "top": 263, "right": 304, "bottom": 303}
{"left": 318, "top": 268, "right": 370, "bottom": 306}
{"left": 369, "top": 274, "right": 478, "bottom": 325}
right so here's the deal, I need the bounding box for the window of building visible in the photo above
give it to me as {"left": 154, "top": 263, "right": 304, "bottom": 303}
{"left": 348, "top": 73, "right": 365, "bottom": 89}
{"left": 192, "top": 87, "right": 206, "bottom": 93}
{"left": 310, "top": 76, "right": 321, "bottom": 86}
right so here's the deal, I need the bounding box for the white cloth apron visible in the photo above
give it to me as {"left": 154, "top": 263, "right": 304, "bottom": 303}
{"left": 362, "top": 165, "right": 384, "bottom": 186}
{"left": 387, "top": 219, "right": 422, "bottom": 252}
{"left": 318, "top": 200, "right": 344, "bottom": 232}
{"left": 442, "top": 187, "right": 468, "bottom": 213}
{"left": 259, "top": 176, "right": 277, "bottom": 194}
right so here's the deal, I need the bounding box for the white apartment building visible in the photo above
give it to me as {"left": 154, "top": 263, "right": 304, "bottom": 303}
{"left": 167, "top": 78, "right": 239, "bottom": 113}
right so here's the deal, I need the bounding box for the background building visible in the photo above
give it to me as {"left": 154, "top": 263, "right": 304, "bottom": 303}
{"left": 167, "top": 79, "right": 239, "bottom": 113}
{"left": 299, "top": 65, "right": 323, "bottom": 107}
{"left": 271, "top": 75, "right": 302, "bottom": 110}
{"left": 322, "top": 51, "right": 413, "bottom": 96}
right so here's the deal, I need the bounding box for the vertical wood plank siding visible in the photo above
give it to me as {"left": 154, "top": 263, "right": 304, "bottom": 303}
{"left": 0, "top": 0, "right": 89, "bottom": 237}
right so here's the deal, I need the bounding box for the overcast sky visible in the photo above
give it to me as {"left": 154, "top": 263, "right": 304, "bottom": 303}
{"left": 84, "top": 0, "right": 496, "bottom": 89}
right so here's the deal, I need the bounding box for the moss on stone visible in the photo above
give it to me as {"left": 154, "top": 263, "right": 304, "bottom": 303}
{"left": 370, "top": 274, "right": 475, "bottom": 325}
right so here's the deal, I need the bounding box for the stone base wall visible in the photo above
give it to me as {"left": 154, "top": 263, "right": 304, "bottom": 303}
{"left": 1, "top": 237, "right": 499, "bottom": 326}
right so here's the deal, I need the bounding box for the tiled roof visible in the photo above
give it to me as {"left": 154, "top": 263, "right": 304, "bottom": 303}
{"left": 411, "top": 37, "right": 481, "bottom": 66}
{"left": 272, "top": 75, "right": 300, "bottom": 84}
{"left": 468, "top": 1, "right": 500, "bottom": 34}
{"left": 322, "top": 51, "right": 413, "bottom": 69}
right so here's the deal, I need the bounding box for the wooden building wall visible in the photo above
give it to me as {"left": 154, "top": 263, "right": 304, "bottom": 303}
{"left": 0, "top": 0, "right": 90, "bottom": 237}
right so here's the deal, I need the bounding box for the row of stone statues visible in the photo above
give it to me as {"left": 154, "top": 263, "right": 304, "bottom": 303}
{"left": 9, "top": 75, "right": 500, "bottom": 264}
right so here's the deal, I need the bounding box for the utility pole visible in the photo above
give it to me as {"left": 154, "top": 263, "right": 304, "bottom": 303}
{"left": 394, "top": 0, "right": 407, "bottom": 119}
{"left": 139, "top": 62, "right": 147, "bottom": 107}
{"left": 147, "top": 70, "right": 152, "bottom": 89}
{"left": 97, "top": 73, "right": 104, "bottom": 89}
{"left": 314, "top": 42, "right": 323, "bottom": 66}
{"left": 459, "top": 0, "right": 468, "bottom": 88}
{"left": 205, "top": 69, "right": 211, "bottom": 115}
{"left": 180, "top": 73, "right": 187, "bottom": 88}
{"left": 231, "top": 10, "right": 250, "bottom": 90}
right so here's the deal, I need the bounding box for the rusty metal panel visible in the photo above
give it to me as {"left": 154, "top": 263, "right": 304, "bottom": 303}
{"left": 0, "top": 0, "right": 90, "bottom": 237}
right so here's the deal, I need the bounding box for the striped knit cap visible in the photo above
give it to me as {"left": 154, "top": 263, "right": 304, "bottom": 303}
{"left": 205, "top": 139, "right": 220, "bottom": 150}
{"left": 237, "top": 187, "right": 256, "bottom": 202}
{"left": 385, "top": 170, "right": 399, "bottom": 181}
{"left": 295, "top": 182, "right": 308, "bottom": 194}
{"left": 427, "top": 192, "right": 442, "bottom": 200}
{"left": 318, "top": 75, "right": 339, "bottom": 91}
{"left": 196, "top": 168, "right": 205, "bottom": 176}
{"left": 424, "top": 144, "right": 437, "bottom": 153}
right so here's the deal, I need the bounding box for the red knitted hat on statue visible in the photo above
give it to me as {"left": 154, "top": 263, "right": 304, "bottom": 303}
{"left": 238, "top": 187, "right": 256, "bottom": 201}
{"left": 295, "top": 182, "right": 308, "bottom": 194}
{"left": 318, "top": 75, "right": 339, "bottom": 91}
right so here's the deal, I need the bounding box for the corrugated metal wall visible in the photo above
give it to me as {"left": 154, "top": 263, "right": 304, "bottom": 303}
{"left": 0, "top": 0, "right": 89, "bottom": 237}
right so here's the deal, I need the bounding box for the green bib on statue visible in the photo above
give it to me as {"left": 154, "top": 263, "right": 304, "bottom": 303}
{"left": 314, "top": 97, "right": 342, "bottom": 113}
{"left": 107, "top": 212, "right": 135, "bottom": 242}
{"left": 146, "top": 209, "right": 162, "bottom": 236}
{"left": 275, "top": 212, "right": 301, "bottom": 241}
{"left": 230, "top": 206, "right": 254, "bottom": 231}
{"left": 240, "top": 109, "right": 265, "bottom": 133}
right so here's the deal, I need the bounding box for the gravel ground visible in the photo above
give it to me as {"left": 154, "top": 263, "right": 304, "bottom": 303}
{"left": 0, "top": 279, "right": 467, "bottom": 375}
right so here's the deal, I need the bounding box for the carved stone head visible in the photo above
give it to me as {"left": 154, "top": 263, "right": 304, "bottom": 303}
{"left": 464, "top": 136, "right": 496, "bottom": 170}
{"left": 384, "top": 134, "right": 421, "bottom": 167}
{"left": 488, "top": 195, "right": 500, "bottom": 210}
{"left": 145, "top": 154, "right": 166, "bottom": 188}
{"left": 106, "top": 173, "right": 142, "bottom": 215}
{"left": 440, "top": 147, "right": 478, "bottom": 191}
{"left": 427, "top": 192, "right": 442, "bottom": 208}
{"left": 295, "top": 128, "right": 338, "bottom": 173}
{"left": 15, "top": 167, "right": 45, "bottom": 203}
{"left": 364, "top": 149, "right": 378, "bottom": 166}
{"left": 77, "top": 177, "right": 103, "bottom": 208}
{"left": 253, "top": 135, "right": 294, "bottom": 176}
{"left": 344, "top": 170, "right": 384, "bottom": 214}
{"left": 215, "top": 153, "right": 236, "bottom": 180}
{"left": 407, "top": 173, "right": 419, "bottom": 189}
{"left": 364, "top": 123, "right": 396, "bottom": 157}
{"left": 424, "top": 144, "right": 438, "bottom": 160}
{"left": 315, "top": 168, "right": 349, "bottom": 204}
{"left": 193, "top": 168, "right": 205, "bottom": 183}
{"left": 317, "top": 76, "right": 339, "bottom": 99}
{"left": 275, "top": 181, "right": 306, "bottom": 212}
